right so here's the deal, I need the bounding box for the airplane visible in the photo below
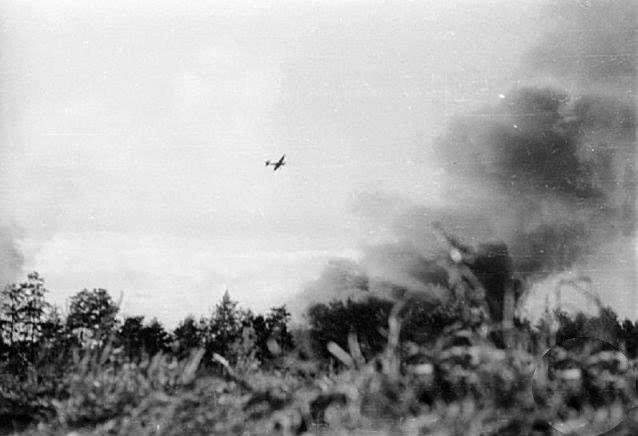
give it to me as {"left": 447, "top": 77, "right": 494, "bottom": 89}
{"left": 265, "top": 154, "right": 286, "bottom": 171}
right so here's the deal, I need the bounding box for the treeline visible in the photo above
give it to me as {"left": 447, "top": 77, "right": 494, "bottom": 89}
{"left": 306, "top": 296, "right": 638, "bottom": 360}
{"left": 4, "top": 272, "right": 638, "bottom": 372}
{"left": 0, "top": 272, "right": 293, "bottom": 369}
{"left": 3, "top": 271, "right": 638, "bottom": 434}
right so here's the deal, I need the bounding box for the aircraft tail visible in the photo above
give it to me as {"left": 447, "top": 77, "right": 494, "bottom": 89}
{"left": 265, "top": 160, "right": 270, "bottom": 166}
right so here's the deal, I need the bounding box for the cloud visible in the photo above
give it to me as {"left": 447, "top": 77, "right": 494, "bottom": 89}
{"left": 25, "top": 231, "right": 352, "bottom": 327}
{"left": 0, "top": 223, "right": 24, "bottom": 286}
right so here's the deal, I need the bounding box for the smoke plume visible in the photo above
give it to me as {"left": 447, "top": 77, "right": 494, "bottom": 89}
{"left": 432, "top": 0, "right": 636, "bottom": 288}
{"left": 299, "top": 0, "right": 636, "bottom": 321}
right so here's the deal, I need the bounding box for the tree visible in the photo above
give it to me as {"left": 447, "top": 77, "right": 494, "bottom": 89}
{"left": 140, "top": 318, "right": 171, "bottom": 357}
{"left": 207, "top": 291, "right": 243, "bottom": 357}
{"left": 0, "top": 272, "right": 51, "bottom": 350}
{"left": 39, "top": 305, "right": 72, "bottom": 349}
{"left": 583, "top": 306, "right": 622, "bottom": 346}
{"left": 621, "top": 320, "right": 638, "bottom": 358}
{"left": 307, "top": 297, "right": 394, "bottom": 360}
{"left": 251, "top": 313, "right": 269, "bottom": 362}
{"left": 117, "top": 316, "right": 171, "bottom": 360}
{"left": 244, "top": 306, "right": 295, "bottom": 363}
{"left": 201, "top": 291, "right": 257, "bottom": 364}
{"left": 118, "top": 316, "right": 145, "bottom": 360}
{"left": 20, "top": 272, "right": 50, "bottom": 345}
{"left": 66, "top": 288, "right": 119, "bottom": 346}
{"left": 0, "top": 282, "right": 27, "bottom": 348}
{"left": 555, "top": 311, "right": 588, "bottom": 345}
{"left": 173, "top": 316, "right": 202, "bottom": 359}
{"left": 263, "top": 306, "right": 294, "bottom": 358}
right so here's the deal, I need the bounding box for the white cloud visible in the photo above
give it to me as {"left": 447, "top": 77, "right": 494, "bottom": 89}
{"left": 22, "top": 231, "right": 358, "bottom": 327}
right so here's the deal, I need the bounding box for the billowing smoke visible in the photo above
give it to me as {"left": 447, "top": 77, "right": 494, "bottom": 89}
{"left": 304, "top": 259, "right": 369, "bottom": 301}
{"left": 293, "top": 249, "right": 445, "bottom": 320}
{"left": 432, "top": 0, "right": 636, "bottom": 287}
{"left": 299, "top": 0, "right": 636, "bottom": 321}
{"left": 435, "top": 84, "right": 635, "bottom": 274}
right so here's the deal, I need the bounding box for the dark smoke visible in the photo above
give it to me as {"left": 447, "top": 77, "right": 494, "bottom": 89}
{"left": 433, "top": 84, "right": 636, "bottom": 275}
{"left": 431, "top": 1, "right": 636, "bottom": 281}
{"left": 437, "top": 87, "right": 632, "bottom": 205}
{"left": 299, "top": 0, "right": 636, "bottom": 320}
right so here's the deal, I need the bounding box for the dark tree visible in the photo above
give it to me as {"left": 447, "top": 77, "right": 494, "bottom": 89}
{"left": 306, "top": 297, "right": 394, "bottom": 360}
{"left": 117, "top": 316, "right": 171, "bottom": 359}
{"left": 204, "top": 291, "right": 244, "bottom": 361}
{"left": 39, "top": 305, "right": 71, "bottom": 349}
{"left": 249, "top": 306, "right": 294, "bottom": 363}
{"left": 173, "top": 316, "right": 202, "bottom": 359}
{"left": 555, "top": 311, "right": 588, "bottom": 345}
{"left": 250, "top": 313, "right": 268, "bottom": 361}
{"left": 0, "top": 282, "right": 27, "bottom": 349}
{"left": 21, "top": 273, "right": 51, "bottom": 346}
{"left": 66, "top": 288, "right": 119, "bottom": 346}
{"left": 0, "top": 273, "right": 51, "bottom": 353}
{"left": 400, "top": 299, "right": 463, "bottom": 344}
{"left": 266, "top": 306, "right": 294, "bottom": 351}
{"left": 140, "top": 318, "right": 171, "bottom": 356}
{"left": 118, "top": 316, "right": 145, "bottom": 360}
{"left": 621, "top": 320, "right": 638, "bottom": 358}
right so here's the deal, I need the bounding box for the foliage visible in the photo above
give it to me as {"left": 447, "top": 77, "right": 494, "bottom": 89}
{"left": 307, "top": 297, "right": 395, "bottom": 360}
{"left": 3, "top": 269, "right": 638, "bottom": 435}
{"left": 8, "top": 303, "right": 638, "bottom": 436}
{"left": 199, "top": 291, "right": 246, "bottom": 363}
{"left": 115, "top": 316, "right": 171, "bottom": 361}
{"left": 140, "top": 318, "right": 172, "bottom": 357}
{"left": 172, "top": 316, "right": 202, "bottom": 359}
{"left": 116, "top": 316, "right": 145, "bottom": 361}
{"left": 248, "top": 306, "right": 295, "bottom": 363}
{"left": 0, "top": 272, "right": 50, "bottom": 350}
{"left": 45, "top": 346, "right": 205, "bottom": 430}
{"left": 66, "top": 288, "right": 119, "bottom": 346}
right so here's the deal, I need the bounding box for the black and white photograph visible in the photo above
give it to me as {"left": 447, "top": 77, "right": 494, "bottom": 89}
{"left": 0, "top": 0, "right": 636, "bottom": 434}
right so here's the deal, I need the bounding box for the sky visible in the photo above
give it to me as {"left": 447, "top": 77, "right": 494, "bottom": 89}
{"left": 0, "top": 0, "right": 634, "bottom": 327}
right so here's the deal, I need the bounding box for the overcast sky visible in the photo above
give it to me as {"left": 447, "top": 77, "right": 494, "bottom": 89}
{"left": 1, "top": 0, "right": 613, "bottom": 326}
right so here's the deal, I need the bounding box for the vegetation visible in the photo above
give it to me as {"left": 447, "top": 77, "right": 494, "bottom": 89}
{"left": 1, "top": 256, "right": 638, "bottom": 435}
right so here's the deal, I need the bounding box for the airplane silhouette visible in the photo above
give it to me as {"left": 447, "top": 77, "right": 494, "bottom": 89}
{"left": 265, "top": 154, "right": 286, "bottom": 171}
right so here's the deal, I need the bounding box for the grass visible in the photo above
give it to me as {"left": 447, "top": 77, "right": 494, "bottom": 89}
{"left": 5, "top": 304, "right": 638, "bottom": 436}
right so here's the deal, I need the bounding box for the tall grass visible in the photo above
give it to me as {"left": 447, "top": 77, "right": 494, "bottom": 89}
{"left": 6, "top": 298, "right": 637, "bottom": 436}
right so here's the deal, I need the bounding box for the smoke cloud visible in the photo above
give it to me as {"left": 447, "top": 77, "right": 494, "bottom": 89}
{"left": 299, "top": 0, "right": 636, "bottom": 320}
{"left": 433, "top": 0, "right": 636, "bottom": 282}
{"left": 434, "top": 85, "right": 634, "bottom": 273}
